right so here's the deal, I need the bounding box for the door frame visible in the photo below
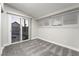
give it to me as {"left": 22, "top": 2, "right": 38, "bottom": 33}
{"left": 7, "top": 13, "right": 32, "bottom": 45}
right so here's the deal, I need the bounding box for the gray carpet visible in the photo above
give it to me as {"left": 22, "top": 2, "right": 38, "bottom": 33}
{"left": 2, "top": 39, "right": 79, "bottom": 56}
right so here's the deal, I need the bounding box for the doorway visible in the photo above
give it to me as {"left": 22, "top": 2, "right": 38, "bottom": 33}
{"left": 8, "top": 14, "right": 30, "bottom": 43}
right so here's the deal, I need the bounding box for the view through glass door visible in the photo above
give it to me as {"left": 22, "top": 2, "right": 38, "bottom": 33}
{"left": 9, "top": 14, "right": 29, "bottom": 43}
{"left": 11, "top": 15, "right": 21, "bottom": 43}
{"left": 21, "top": 18, "right": 29, "bottom": 40}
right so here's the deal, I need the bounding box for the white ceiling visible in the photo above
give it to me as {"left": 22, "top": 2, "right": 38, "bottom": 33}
{"left": 5, "top": 3, "right": 79, "bottom": 19}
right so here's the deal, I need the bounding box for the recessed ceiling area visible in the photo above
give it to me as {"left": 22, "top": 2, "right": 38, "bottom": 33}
{"left": 5, "top": 3, "right": 79, "bottom": 19}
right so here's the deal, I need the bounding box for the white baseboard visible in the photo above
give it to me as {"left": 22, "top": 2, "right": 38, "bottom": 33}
{"left": 38, "top": 37, "right": 79, "bottom": 52}
{"left": 0, "top": 47, "right": 4, "bottom": 56}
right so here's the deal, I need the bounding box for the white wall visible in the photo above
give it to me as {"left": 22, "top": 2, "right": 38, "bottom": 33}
{"left": 1, "top": 11, "right": 8, "bottom": 47}
{"left": 38, "top": 27, "right": 79, "bottom": 51}
{"left": 31, "top": 18, "right": 39, "bottom": 39}
{"left": 37, "top": 11, "right": 79, "bottom": 51}
{"left": 0, "top": 5, "right": 1, "bottom": 55}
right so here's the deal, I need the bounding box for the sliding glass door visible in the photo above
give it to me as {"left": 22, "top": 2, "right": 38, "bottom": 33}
{"left": 8, "top": 14, "right": 30, "bottom": 43}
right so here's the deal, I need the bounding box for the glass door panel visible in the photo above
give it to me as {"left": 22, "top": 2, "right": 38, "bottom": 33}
{"left": 21, "top": 18, "right": 29, "bottom": 40}
{"left": 11, "top": 15, "right": 21, "bottom": 43}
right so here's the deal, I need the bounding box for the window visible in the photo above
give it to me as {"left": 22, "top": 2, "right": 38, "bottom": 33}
{"left": 63, "top": 11, "right": 78, "bottom": 25}
{"left": 51, "top": 15, "right": 62, "bottom": 26}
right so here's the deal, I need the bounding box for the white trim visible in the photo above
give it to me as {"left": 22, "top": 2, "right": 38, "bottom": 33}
{"left": 20, "top": 18, "right": 22, "bottom": 41}
{"left": 38, "top": 37, "right": 79, "bottom": 52}
{"left": 0, "top": 47, "right": 4, "bottom": 56}
{"left": 36, "top": 5, "right": 79, "bottom": 20}
{"left": 6, "top": 12, "right": 32, "bottom": 19}
{"left": 8, "top": 14, "right": 11, "bottom": 44}
{"left": 29, "top": 18, "right": 32, "bottom": 40}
